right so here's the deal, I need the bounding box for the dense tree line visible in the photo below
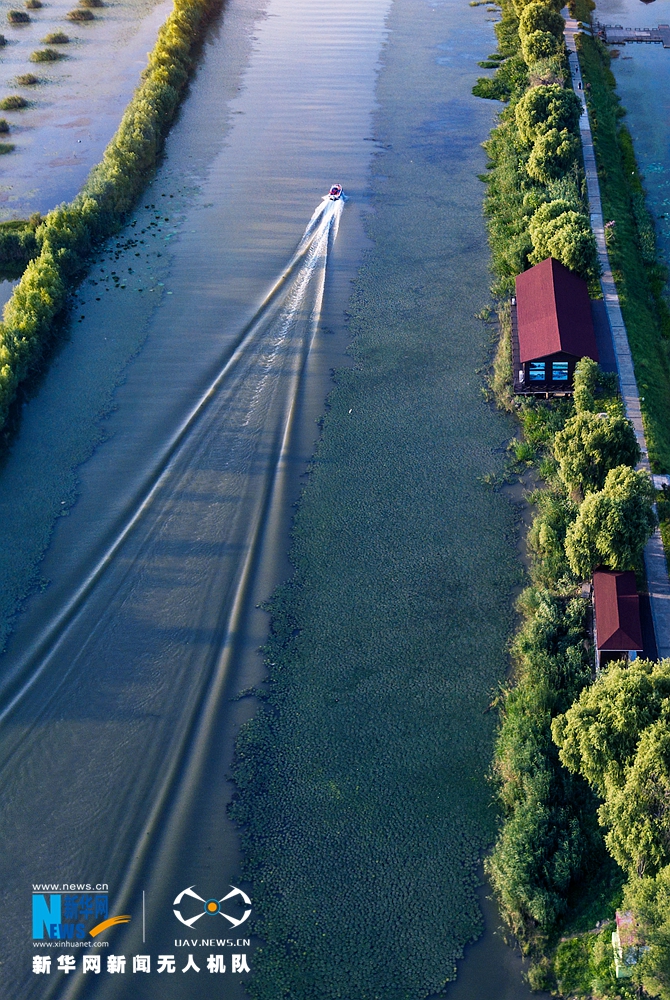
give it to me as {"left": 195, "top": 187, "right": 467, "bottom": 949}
{"left": 0, "top": 0, "right": 222, "bottom": 430}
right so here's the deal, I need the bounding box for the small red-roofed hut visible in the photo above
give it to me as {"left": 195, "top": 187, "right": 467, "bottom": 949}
{"left": 512, "top": 257, "right": 599, "bottom": 394}
{"left": 593, "top": 569, "right": 643, "bottom": 669}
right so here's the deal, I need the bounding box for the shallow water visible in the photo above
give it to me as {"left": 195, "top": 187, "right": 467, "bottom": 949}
{"left": 0, "top": 0, "right": 170, "bottom": 218}
{"left": 0, "top": 0, "right": 542, "bottom": 996}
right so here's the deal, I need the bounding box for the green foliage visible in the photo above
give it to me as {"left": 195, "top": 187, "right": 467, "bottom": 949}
{"left": 518, "top": 1, "right": 564, "bottom": 40}
{"left": 31, "top": 48, "right": 65, "bottom": 62}
{"left": 529, "top": 200, "right": 598, "bottom": 279}
{"left": 0, "top": 96, "right": 28, "bottom": 110}
{"left": 486, "top": 589, "right": 597, "bottom": 950}
{"left": 42, "top": 31, "right": 69, "bottom": 43}
{"left": 564, "top": 466, "right": 656, "bottom": 577}
{"left": 527, "top": 127, "right": 580, "bottom": 183}
{"left": 521, "top": 29, "right": 561, "bottom": 66}
{"left": 553, "top": 412, "right": 640, "bottom": 495}
{"left": 623, "top": 865, "right": 670, "bottom": 999}
{"left": 527, "top": 488, "right": 578, "bottom": 587}
{"left": 515, "top": 84, "right": 581, "bottom": 144}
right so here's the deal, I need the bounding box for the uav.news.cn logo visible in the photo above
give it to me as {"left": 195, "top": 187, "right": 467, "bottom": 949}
{"left": 173, "top": 886, "right": 251, "bottom": 929}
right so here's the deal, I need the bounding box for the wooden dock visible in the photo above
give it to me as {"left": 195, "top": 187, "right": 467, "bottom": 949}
{"left": 595, "top": 21, "right": 670, "bottom": 47}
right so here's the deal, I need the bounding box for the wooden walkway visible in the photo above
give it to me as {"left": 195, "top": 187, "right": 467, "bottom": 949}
{"left": 565, "top": 15, "right": 670, "bottom": 659}
{"left": 595, "top": 21, "right": 670, "bottom": 47}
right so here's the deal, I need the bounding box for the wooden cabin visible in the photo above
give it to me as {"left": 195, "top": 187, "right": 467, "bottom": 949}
{"left": 512, "top": 257, "right": 599, "bottom": 395}
{"left": 593, "top": 569, "right": 643, "bottom": 670}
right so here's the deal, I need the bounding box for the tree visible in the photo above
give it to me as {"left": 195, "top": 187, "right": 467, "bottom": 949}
{"left": 553, "top": 411, "right": 640, "bottom": 495}
{"left": 602, "top": 720, "right": 670, "bottom": 877}
{"left": 521, "top": 29, "right": 562, "bottom": 66}
{"left": 515, "top": 84, "right": 581, "bottom": 145}
{"left": 564, "top": 466, "right": 656, "bottom": 577}
{"left": 528, "top": 201, "right": 598, "bottom": 279}
{"left": 519, "top": 1, "right": 564, "bottom": 40}
{"left": 551, "top": 658, "right": 670, "bottom": 799}
{"left": 623, "top": 865, "right": 670, "bottom": 1000}
{"left": 527, "top": 129, "right": 580, "bottom": 183}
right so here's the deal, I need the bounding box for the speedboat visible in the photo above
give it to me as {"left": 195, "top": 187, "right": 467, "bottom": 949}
{"left": 328, "top": 183, "right": 343, "bottom": 201}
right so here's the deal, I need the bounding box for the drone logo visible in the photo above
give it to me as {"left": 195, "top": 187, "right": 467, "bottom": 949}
{"left": 173, "top": 886, "right": 252, "bottom": 929}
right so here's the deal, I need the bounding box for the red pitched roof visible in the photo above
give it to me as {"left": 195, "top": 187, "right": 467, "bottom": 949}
{"left": 593, "top": 570, "right": 643, "bottom": 652}
{"left": 515, "top": 257, "right": 599, "bottom": 364}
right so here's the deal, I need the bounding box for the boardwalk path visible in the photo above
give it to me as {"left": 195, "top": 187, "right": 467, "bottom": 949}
{"left": 595, "top": 22, "right": 670, "bottom": 48}
{"left": 564, "top": 14, "right": 670, "bottom": 658}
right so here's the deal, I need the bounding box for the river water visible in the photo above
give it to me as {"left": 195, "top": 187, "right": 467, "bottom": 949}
{"left": 593, "top": 0, "right": 670, "bottom": 271}
{"left": 0, "top": 0, "right": 541, "bottom": 996}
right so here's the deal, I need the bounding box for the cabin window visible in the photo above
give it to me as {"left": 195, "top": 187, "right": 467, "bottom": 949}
{"left": 552, "top": 361, "right": 569, "bottom": 381}
{"left": 529, "top": 362, "right": 546, "bottom": 381}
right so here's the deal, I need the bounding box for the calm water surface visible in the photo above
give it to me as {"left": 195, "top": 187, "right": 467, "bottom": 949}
{"left": 0, "top": 0, "right": 540, "bottom": 995}
{"left": 594, "top": 0, "right": 670, "bottom": 269}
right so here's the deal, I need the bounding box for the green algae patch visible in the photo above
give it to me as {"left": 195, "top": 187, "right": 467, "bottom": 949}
{"left": 230, "top": 3, "right": 521, "bottom": 997}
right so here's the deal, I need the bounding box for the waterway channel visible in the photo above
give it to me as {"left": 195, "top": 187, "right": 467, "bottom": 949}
{"left": 0, "top": 0, "right": 541, "bottom": 996}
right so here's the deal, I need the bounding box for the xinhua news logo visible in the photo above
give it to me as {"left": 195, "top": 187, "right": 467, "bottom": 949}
{"left": 32, "top": 892, "right": 130, "bottom": 941}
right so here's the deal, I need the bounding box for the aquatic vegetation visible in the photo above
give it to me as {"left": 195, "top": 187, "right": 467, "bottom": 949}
{"left": 31, "top": 48, "right": 65, "bottom": 61}
{"left": 0, "top": 119, "right": 8, "bottom": 133}
{"left": 7, "top": 10, "right": 30, "bottom": 22}
{"left": 41, "top": 31, "right": 69, "bottom": 43}
{"left": 16, "top": 74, "right": 39, "bottom": 85}
{"left": 0, "top": 95, "right": 28, "bottom": 110}
{"left": 0, "top": 142, "right": 15, "bottom": 154}
{"left": 79, "top": 0, "right": 104, "bottom": 7}
{"left": 66, "top": 9, "right": 94, "bottom": 20}
{"left": 25, "top": 0, "right": 42, "bottom": 8}
{"left": 0, "top": 34, "right": 6, "bottom": 46}
{"left": 0, "top": 0, "right": 223, "bottom": 427}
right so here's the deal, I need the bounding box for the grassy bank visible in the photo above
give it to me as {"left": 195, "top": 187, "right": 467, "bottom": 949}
{"left": 0, "top": 0, "right": 222, "bottom": 431}
{"left": 575, "top": 30, "right": 670, "bottom": 472}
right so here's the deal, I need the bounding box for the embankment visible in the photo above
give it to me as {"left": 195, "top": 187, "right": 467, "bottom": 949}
{"left": 0, "top": 0, "right": 221, "bottom": 434}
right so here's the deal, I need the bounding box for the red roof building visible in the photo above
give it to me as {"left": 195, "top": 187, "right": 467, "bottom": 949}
{"left": 593, "top": 569, "right": 643, "bottom": 669}
{"left": 512, "top": 257, "right": 599, "bottom": 393}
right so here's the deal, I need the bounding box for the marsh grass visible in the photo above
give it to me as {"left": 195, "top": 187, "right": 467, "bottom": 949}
{"left": 0, "top": 34, "right": 6, "bottom": 46}
{"left": 31, "top": 48, "right": 64, "bottom": 61}
{"left": 42, "top": 31, "right": 69, "bottom": 43}
{"left": 66, "top": 8, "right": 94, "bottom": 20}
{"left": 7, "top": 10, "right": 30, "bottom": 22}
{"left": 0, "top": 119, "right": 8, "bottom": 133}
{"left": 79, "top": 0, "right": 104, "bottom": 7}
{"left": 16, "top": 73, "right": 39, "bottom": 85}
{"left": 0, "top": 143, "right": 15, "bottom": 154}
{"left": 25, "top": 0, "right": 42, "bottom": 8}
{"left": 0, "top": 95, "right": 28, "bottom": 110}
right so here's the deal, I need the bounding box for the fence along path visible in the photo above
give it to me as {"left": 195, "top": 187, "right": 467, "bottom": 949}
{"left": 564, "top": 14, "right": 670, "bottom": 658}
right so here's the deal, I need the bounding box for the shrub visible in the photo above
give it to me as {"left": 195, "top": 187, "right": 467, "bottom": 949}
{"left": 7, "top": 9, "right": 30, "bottom": 22}
{"left": 623, "top": 865, "right": 670, "bottom": 1000}
{"left": 16, "top": 74, "right": 39, "bottom": 86}
{"left": 0, "top": 143, "right": 15, "bottom": 154}
{"left": 31, "top": 48, "right": 65, "bottom": 62}
{"left": 564, "top": 466, "right": 657, "bottom": 577}
{"left": 0, "top": 95, "right": 28, "bottom": 110}
{"left": 66, "top": 8, "right": 94, "bottom": 19}
{"left": 0, "top": 119, "right": 8, "bottom": 133}
{"left": 553, "top": 411, "right": 641, "bottom": 495}
{"left": 515, "top": 84, "right": 581, "bottom": 144}
{"left": 42, "top": 31, "right": 69, "bottom": 43}
{"left": 527, "top": 488, "right": 578, "bottom": 587}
